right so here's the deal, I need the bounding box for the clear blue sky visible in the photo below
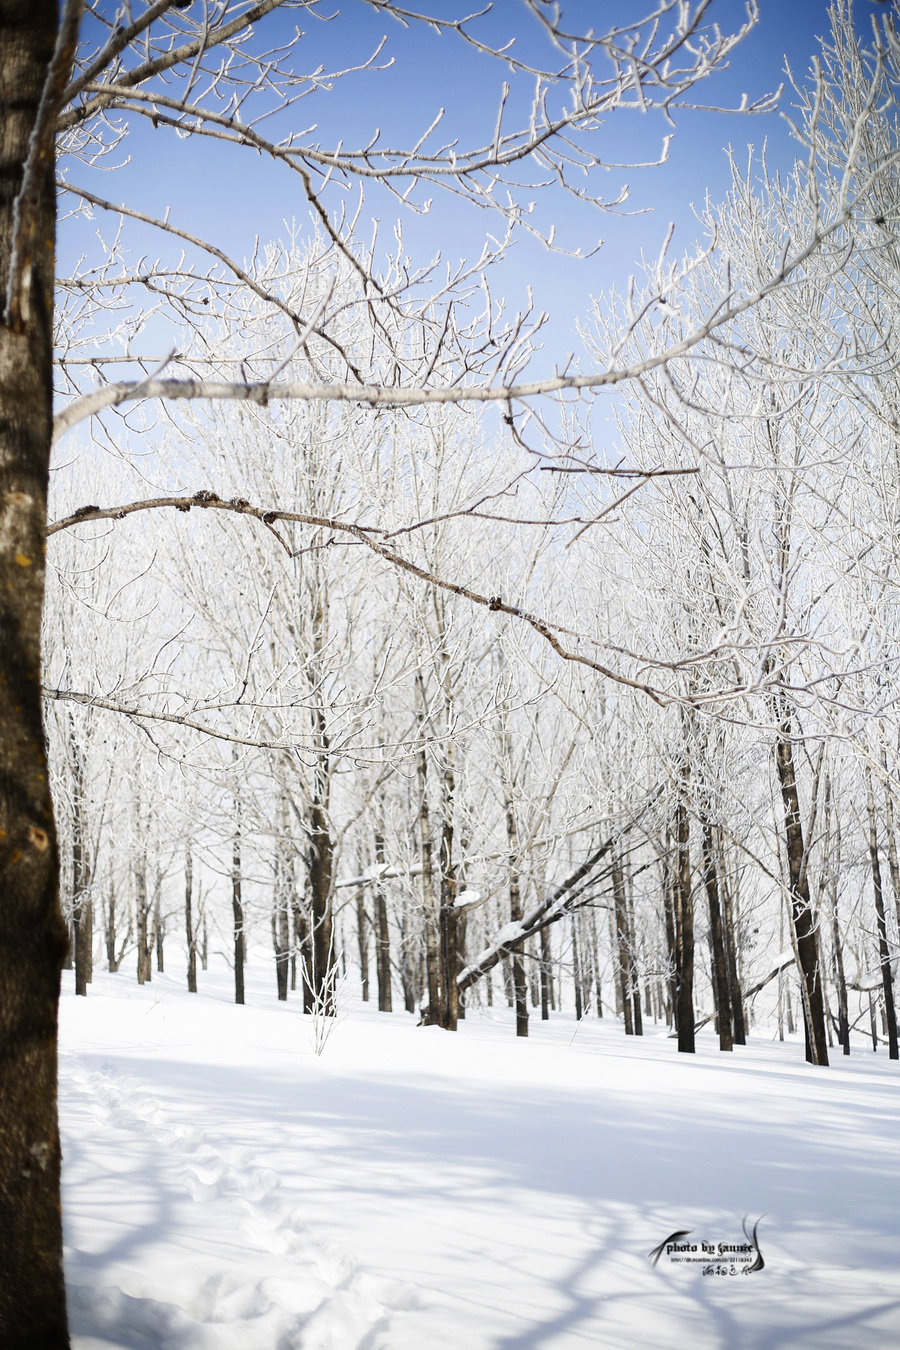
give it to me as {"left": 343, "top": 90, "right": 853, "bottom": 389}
{"left": 61, "top": 1, "right": 869, "bottom": 364}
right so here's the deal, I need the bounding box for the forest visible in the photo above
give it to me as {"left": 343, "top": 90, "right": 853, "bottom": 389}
{"left": 48, "top": 0, "right": 900, "bottom": 1067}
{"left": 3, "top": 1, "right": 900, "bottom": 1346}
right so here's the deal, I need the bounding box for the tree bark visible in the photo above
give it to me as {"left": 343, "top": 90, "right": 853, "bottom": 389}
{"left": 69, "top": 713, "right": 91, "bottom": 995}
{"left": 135, "top": 861, "right": 151, "bottom": 985}
{"left": 185, "top": 850, "right": 197, "bottom": 993}
{"left": 0, "top": 2, "right": 78, "bottom": 1341}
{"left": 232, "top": 807, "right": 245, "bottom": 1006}
{"left": 417, "top": 746, "right": 441, "bottom": 1023}
{"left": 673, "top": 794, "right": 695, "bottom": 1054}
{"left": 866, "top": 772, "right": 898, "bottom": 1059}
{"left": 540, "top": 923, "right": 553, "bottom": 1019}
{"left": 773, "top": 721, "right": 828, "bottom": 1066}
{"left": 373, "top": 830, "right": 392, "bottom": 1012}
{"left": 503, "top": 777, "right": 528, "bottom": 1038}
{"left": 355, "top": 888, "right": 369, "bottom": 1002}
{"left": 612, "top": 854, "right": 633, "bottom": 1034}
{"left": 272, "top": 795, "right": 290, "bottom": 1001}
{"left": 306, "top": 712, "right": 335, "bottom": 1016}
{"left": 718, "top": 851, "right": 746, "bottom": 1045}
{"left": 153, "top": 884, "right": 164, "bottom": 974}
{"left": 701, "top": 821, "right": 733, "bottom": 1051}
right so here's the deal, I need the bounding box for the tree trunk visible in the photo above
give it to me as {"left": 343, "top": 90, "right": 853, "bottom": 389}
{"left": 307, "top": 725, "right": 335, "bottom": 1016}
{"left": 185, "top": 851, "right": 197, "bottom": 993}
{"left": 70, "top": 715, "right": 91, "bottom": 996}
{"left": 135, "top": 862, "right": 152, "bottom": 985}
{"left": 153, "top": 885, "right": 164, "bottom": 974}
{"left": 503, "top": 781, "right": 528, "bottom": 1038}
{"left": 590, "top": 911, "right": 604, "bottom": 1018}
{"left": 293, "top": 900, "right": 314, "bottom": 1013}
{"left": 660, "top": 841, "right": 678, "bottom": 1030}
{"left": 272, "top": 798, "right": 290, "bottom": 1002}
{"left": 432, "top": 757, "right": 460, "bottom": 1030}
{"left": 355, "top": 888, "right": 369, "bottom": 1001}
{"left": 629, "top": 878, "right": 642, "bottom": 1036}
{"left": 571, "top": 913, "right": 583, "bottom": 1020}
{"left": 232, "top": 814, "right": 245, "bottom": 1007}
{"left": 272, "top": 900, "right": 290, "bottom": 1002}
{"left": 773, "top": 721, "right": 828, "bottom": 1066}
{"left": 673, "top": 794, "right": 695, "bottom": 1054}
{"left": 718, "top": 851, "right": 746, "bottom": 1044}
{"left": 823, "top": 785, "right": 849, "bottom": 1055}
{"left": 540, "top": 923, "right": 552, "bottom": 1020}
{"left": 701, "top": 821, "right": 733, "bottom": 1051}
{"left": 414, "top": 740, "right": 440, "bottom": 1024}
{"left": 373, "top": 831, "right": 392, "bottom": 1012}
{"left": 866, "top": 772, "right": 898, "bottom": 1059}
{"left": 105, "top": 884, "right": 119, "bottom": 972}
{"left": 612, "top": 855, "right": 633, "bottom": 1034}
{"left": 0, "top": 3, "right": 77, "bottom": 1340}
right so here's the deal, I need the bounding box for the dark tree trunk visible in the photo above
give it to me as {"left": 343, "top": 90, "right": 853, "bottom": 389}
{"left": 572, "top": 914, "right": 583, "bottom": 1020}
{"left": 272, "top": 800, "right": 290, "bottom": 1002}
{"left": 373, "top": 831, "right": 392, "bottom": 1012}
{"left": 293, "top": 900, "right": 314, "bottom": 1013}
{"left": 306, "top": 721, "right": 335, "bottom": 1016}
{"left": 153, "top": 888, "right": 164, "bottom": 974}
{"left": 415, "top": 742, "right": 441, "bottom": 1024}
{"left": 232, "top": 817, "right": 245, "bottom": 1007}
{"left": 590, "top": 911, "right": 604, "bottom": 1018}
{"left": 540, "top": 923, "right": 552, "bottom": 1020}
{"left": 773, "top": 721, "right": 828, "bottom": 1066}
{"left": 612, "top": 855, "right": 633, "bottom": 1035}
{"left": 185, "top": 851, "right": 197, "bottom": 993}
{"left": 355, "top": 889, "right": 369, "bottom": 1001}
{"left": 660, "top": 841, "right": 678, "bottom": 1029}
{"left": 135, "top": 862, "right": 152, "bottom": 985}
{"left": 673, "top": 795, "right": 695, "bottom": 1054}
{"left": 701, "top": 822, "right": 733, "bottom": 1052}
{"left": 105, "top": 885, "right": 119, "bottom": 972}
{"left": 503, "top": 781, "right": 528, "bottom": 1038}
{"left": 866, "top": 773, "right": 898, "bottom": 1059}
{"left": 70, "top": 715, "right": 91, "bottom": 996}
{"left": 427, "top": 756, "right": 460, "bottom": 1031}
{"left": 399, "top": 894, "right": 421, "bottom": 1014}
{"left": 629, "top": 883, "right": 642, "bottom": 1036}
{"left": 882, "top": 755, "right": 900, "bottom": 942}
{"left": 272, "top": 900, "right": 290, "bottom": 1002}
{"left": 823, "top": 784, "right": 849, "bottom": 1055}
{"left": 718, "top": 854, "right": 746, "bottom": 1045}
{"left": 830, "top": 897, "right": 850, "bottom": 1055}
{"left": 0, "top": 3, "right": 79, "bottom": 1341}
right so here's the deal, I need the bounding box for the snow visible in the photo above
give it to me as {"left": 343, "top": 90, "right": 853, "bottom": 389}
{"left": 454, "top": 888, "right": 481, "bottom": 908}
{"left": 61, "top": 961, "right": 900, "bottom": 1349}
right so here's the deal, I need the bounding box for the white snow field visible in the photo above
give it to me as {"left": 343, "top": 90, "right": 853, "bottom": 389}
{"left": 60, "top": 962, "right": 900, "bottom": 1350}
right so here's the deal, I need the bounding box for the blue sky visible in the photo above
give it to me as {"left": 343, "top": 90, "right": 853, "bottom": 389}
{"left": 61, "top": 1, "right": 868, "bottom": 363}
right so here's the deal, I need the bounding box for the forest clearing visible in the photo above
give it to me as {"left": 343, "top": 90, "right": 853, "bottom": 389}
{"left": 61, "top": 959, "right": 900, "bottom": 1350}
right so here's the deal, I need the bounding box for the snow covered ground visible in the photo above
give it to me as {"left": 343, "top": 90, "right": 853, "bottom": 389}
{"left": 60, "top": 962, "right": 900, "bottom": 1349}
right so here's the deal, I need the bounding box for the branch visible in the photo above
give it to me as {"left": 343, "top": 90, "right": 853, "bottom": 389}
{"left": 457, "top": 789, "right": 662, "bottom": 993}
{"left": 46, "top": 492, "right": 676, "bottom": 703}
{"left": 57, "top": 0, "right": 285, "bottom": 132}
{"left": 51, "top": 206, "right": 856, "bottom": 441}
{"left": 63, "top": 0, "right": 178, "bottom": 106}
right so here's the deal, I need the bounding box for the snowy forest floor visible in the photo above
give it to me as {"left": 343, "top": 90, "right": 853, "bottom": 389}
{"left": 60, "top": 962, "right": 900, "bottom": 1350}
